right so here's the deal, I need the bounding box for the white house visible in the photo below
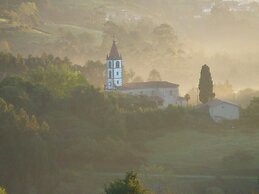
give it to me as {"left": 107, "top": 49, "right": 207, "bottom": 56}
{"left": 197, "top": 98, "right": 240, "bottom": 123}
{"left": 104, "top": 41, "right": 186, "bottom": 108}
{"left": 120, "top": 81, "right": 182, "bottom": 108}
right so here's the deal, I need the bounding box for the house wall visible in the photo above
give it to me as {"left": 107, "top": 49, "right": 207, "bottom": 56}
{"left": 209, "top": 103, "right": 240, "bottom": 123}
{"left": 120, "top": 87, "right": 179, "bottom": 107}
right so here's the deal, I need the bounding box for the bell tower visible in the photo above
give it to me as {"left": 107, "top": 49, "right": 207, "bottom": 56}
{"left": 105, "top": 40, "right": 123, "bottom": 90}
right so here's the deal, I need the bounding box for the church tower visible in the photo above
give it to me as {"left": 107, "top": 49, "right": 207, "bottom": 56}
{"left": 105, "top": 40, "right": 123, "bottom": 90}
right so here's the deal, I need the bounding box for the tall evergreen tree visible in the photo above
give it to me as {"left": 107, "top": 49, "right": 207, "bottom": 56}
{"left": 198, "top": 64, "right": 214, "bottom": 104}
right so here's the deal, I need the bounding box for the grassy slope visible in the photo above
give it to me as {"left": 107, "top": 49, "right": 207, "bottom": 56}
{"left": 146, "top": 128, "right": 259, "bottom": 174}
{"left": 0, "top": 22, "right": 103, "bottom": 55}
{"left": 0, "top": 0, "right": 159, "bottom": 56}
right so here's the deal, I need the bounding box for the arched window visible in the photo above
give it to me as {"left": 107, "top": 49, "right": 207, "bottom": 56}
{"left": 109, "top": 61, "right": 112, "bottom": 68}
{"left": 116, "top": 61, "right": 120, "bottom": 68}
{"left": 109, "top": 71, "right": 112, "bottom": 79}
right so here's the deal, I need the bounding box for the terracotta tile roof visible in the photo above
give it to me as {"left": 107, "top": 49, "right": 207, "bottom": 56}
{"left": 107, "top": 40, "right": 121, "bottom": 60}
{"left": 120, "top": 81, "right": 179, "bottom": 90}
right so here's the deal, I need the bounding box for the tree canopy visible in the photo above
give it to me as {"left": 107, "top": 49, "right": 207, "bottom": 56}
{"left": 147, "top": 69, "right": 162, "bottom": 82}
{"left": 104, "top": 171, "right": 149, "bottom": 194}
{"left": 0, "top": 53, "right": 245, "bottom": 194}
{"left": 29, "top": 64, "right": 87, "bottom": 98}
{"left": 0, "top": 187, "right": 7, "bottom": 194}
{"left": 198, "top": 64, "right": 214, "bottom": 104}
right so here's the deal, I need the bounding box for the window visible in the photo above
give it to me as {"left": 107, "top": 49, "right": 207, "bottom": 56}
{"left": 109, "top": 71, "right": 112, "bottom": 79}
{"left": 116, "top": 72, "right": 119, "bottom": 76}
{"left": 109, "top": 82, "right": 111, "bottom": 86}
{"left": 117, "top": 80, "right": 119, "bottom": 84}
{"left": 116, "top": 61, "right": 120, "bottom": 68}
{"left": 109, "top": 61, "right": 112, "bottom": 68}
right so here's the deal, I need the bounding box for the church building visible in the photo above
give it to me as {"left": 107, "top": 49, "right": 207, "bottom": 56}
{"left": 104, "top": 41, "right": 186, "bottom": 108}
{"left": 105, "top": 40, "right": 123, "bottom": 90}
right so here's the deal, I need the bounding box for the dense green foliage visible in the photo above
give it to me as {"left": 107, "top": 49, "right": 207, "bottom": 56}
{"left": 242, "top": 97, "right": 259, "bottom": 126}
{"left": 0, "top": 1, "right": 259, "bottom": 193}
{"left": 0, "top": 52, "right": 71, "bottom": 78}
{"left": 0, "top": 98, "right": 52, "bottom": 194}
{"left": 0, "top": 53, "right": 192, "bottom": 194}
{"left": 105, "top": 172, "right": 149, "bottom": 194}
{"left": 198, "top": 64, "right": 214, "bottom": 104}
{"left": 73, "top": 60, "right": 105, "bottom": 88}
{"left": 0, "top": 53, "right": 257, "bottom": 194}
{"left": 29, "top": 64, "right": 87, "bottom": 97}
{"left": 0, "top": 187, "right": 7, "bottom": 194}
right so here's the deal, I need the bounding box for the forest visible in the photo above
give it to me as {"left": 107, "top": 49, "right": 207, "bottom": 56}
{"left": 1, "top": 0, "right": 259, "bottom": 91}
{"left": 0, "top": 52, "right": 258, "bottom": 193}
{"left": 1, "top": 0, "right": 259, "bottom": 193}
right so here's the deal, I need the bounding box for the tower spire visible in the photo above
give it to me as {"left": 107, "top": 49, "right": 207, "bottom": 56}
{"left": 108, "top": 39, "right": 121, "bottom": 60}
{"left": 105, "top": 40, "right": 123, "bottom": 90}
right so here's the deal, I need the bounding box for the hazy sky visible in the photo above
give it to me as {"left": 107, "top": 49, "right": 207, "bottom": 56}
{"left": 237, "top": 0, "right": 259, "bottom": 2}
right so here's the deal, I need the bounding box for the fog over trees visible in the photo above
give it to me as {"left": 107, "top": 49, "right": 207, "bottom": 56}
{"left": 0, "top": 0, "right": 259, "bottom": 194}
{"left": 1, "top": 0, "right": 259, "bottom": 92}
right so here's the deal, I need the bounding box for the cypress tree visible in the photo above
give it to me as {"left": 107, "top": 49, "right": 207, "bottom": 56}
{"left": 198, "top": 64, "right": 214, "bottom": 104}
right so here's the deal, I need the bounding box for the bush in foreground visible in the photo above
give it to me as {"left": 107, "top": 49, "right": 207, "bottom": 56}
{"left": 104, "top": 171, "right": 151, "bottom": 194}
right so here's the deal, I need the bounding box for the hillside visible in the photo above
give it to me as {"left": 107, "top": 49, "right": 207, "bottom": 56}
{"left": 146, "top": 128, "right": 259, "bottom": 175}
{"left": 2, "top": 0, "right": 259, "bottom": 92}
{"left": 1, "top": 1, "right": 259, "bottom": 194}
{"left": 0, "top": 46, "right": 258, "bottom": 194}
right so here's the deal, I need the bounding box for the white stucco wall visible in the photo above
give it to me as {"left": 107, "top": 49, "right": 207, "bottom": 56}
{"left": 113, "top": 60, "right": 122, "bottom": 87}
{"left": 121, "top": 87, "right": 179, "bottom": 107}
{"left": 209, "top": 103, "right": 240, "bottom": 123}
{"left": 105, "top": 60, "right": 123, "bottom": 89}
